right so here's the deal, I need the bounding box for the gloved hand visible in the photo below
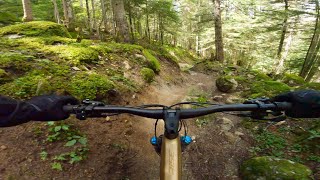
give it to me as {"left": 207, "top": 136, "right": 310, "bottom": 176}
{"left": 26, "top": 95, "right": 79, "bottom": 121}
{"left": 272, "top": 90, "right": 320, "bottom": 118}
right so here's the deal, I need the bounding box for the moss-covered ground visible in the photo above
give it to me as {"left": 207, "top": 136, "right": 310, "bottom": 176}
{"left": 0, "top": 21, "right": 199, "bottom": 101}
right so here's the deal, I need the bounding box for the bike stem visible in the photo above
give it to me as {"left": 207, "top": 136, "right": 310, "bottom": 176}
{"left": 164, "top": 108, "right": 181, "bottom": 139}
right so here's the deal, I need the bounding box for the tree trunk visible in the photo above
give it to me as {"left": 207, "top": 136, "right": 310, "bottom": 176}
{"left": 62, "top": 0, "right": 69, "bottom": 27}
{"left": 145, "top": 0, "right": 150, "bottom": 42}
{"left": 100, "top": 0, "right": 108, "bottom": 33}
{"left": 277, "top": 0, "right": 289, "bottom": 58}
{"left": 91, "top": 0, "right": 97, "bottom": 31}
{"left": 85, "top": 0, "right": 92, "bottom": 33}
{"left": 300, "top": 0, "right": 320, "bottom": 79}
{"left": 22, "top": 0, "right": 33, "bottom": 22}
{"left": 52, "top": 0, "right": 60, "bottom": 24}
{"left": 67, "top": 0, "right": 74, "bottom": 28}
{"left": 305, "top": 57, "right": 320, "bottom": 81}
{"left": 80, "top": 0, "right": 83, "bottom": 8}
{"left": 128, "top": 2, "right": 135, "bottom": 42}
{"left": 111, "top": 0, "right": 130, "bottom": 42}
{"left": 275, "top": 31, "right": 293, "bottom": 74}
{"left": 213, "top": 0, "right": 224, "bottom": 62}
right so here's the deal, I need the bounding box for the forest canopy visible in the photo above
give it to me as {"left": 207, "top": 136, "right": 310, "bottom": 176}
{"left": 0, "top": 0, "right": 319, "bottom": 82}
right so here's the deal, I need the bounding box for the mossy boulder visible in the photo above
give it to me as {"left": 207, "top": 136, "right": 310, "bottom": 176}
{"left": 140, "top": 68, "right": 155, "bottom": 83}
{"left": 240, "top": 156, "right": 313, "bottom": 180}
{"left": 0, "top": 21, "right": 71, "bottom": 37}
{"left": 69, "top": 73, "right": 115, "bottom": 100}
{"left": 142, "top": 49, "right": 161, "bottom": 73}
{"left": 249, "top": 70, "right": 273, "bottom": 81}
{"left": 216, "top": 76, "right": 238, "bottom": 93}
{"left": 249, "top": 80, "right": 291, "bottom": 98}
{"left": 282, "top": 73, "right": 305, "bottom": 86}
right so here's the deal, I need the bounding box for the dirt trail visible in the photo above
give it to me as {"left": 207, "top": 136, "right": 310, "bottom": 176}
{"left": 0, "top": 71, "right": 251, "bottom": 180}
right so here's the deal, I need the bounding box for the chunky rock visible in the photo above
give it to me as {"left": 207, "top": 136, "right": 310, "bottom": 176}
{"left": 240, "top": 156, "right": 313, "bottom": 180}
{"left": 216, "top": 76, "right": 238, "bottom": 93}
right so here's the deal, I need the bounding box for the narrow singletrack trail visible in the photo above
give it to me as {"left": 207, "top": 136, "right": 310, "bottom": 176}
{"left": 0, "top": 71, "right": 251, "bottom": 180}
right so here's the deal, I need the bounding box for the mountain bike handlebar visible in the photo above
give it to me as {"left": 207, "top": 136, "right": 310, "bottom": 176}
{"left": 63, "top": 100, "right": 292, "bottom": 120}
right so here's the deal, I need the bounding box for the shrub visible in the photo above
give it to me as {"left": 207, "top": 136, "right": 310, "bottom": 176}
{"left": 142, "top": 49, "right": 161, "bottom": 73}
{"left": 0, "top": 12, "right": 19, "bottom": 25}
{"left": 140, "top": 68, "right": 155, "bottom": 83}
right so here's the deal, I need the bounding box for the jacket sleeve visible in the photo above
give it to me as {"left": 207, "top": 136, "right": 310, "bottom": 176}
{"left": 0, "top": 96, "right": 36, "bottom": 127}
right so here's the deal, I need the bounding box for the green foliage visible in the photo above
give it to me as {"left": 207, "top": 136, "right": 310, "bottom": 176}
{"left": 282, "top": 73, "right": 305, "bottom": 86}
{"left": 40, "top": 151, "right": 48, "bottom": 160}
{"left": 299, "top": 82, "right": 320, "bottom": 91}
{"left": 46, "top": 44, "right": 100, "bottom": 64}
{"left": 249, "top": 81, "right": 291, "bottom": 98}
{"left": 240, "top": 156, "right": 313, "bottom": 180}
{"left": 140, "top": 68, "right": 155, "bottom": 83}
{"left": 69, "top": 73, "right": 115, "bottom": 100}
{"left": 0, "top": 21, "right": 71, "bottom": 37}
{"left": 0, "top": 11, "right": 19, "bottom": 25}
{"left": 0, "top": 52, "right": 34, "bottom": 71}
{"left": 252, "top": 131, "right": 287, "bottom": 157}
{"left": 51, "top": 162, "right": 63, "bottom": 171}
{"left": 142, "top": 49, "right": 161, "bottom": 73}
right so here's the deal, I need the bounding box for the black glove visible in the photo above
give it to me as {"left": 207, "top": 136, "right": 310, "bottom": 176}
{"left": 272, "top": 90, "right": 320, "bottom": 118}
{"left": 26, "top": 95, "right": 79, "bottom": 121}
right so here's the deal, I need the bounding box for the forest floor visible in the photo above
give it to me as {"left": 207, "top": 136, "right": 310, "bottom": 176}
{"left": 0, "top": 65, "right": 253, "bottom": 179}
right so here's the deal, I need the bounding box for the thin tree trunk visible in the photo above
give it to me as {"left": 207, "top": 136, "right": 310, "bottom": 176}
{"left": 91, "top": 0, "right": 97, "bottom": 31}
{"left": 80, "top": 0, "right": 83, "bottom": 8}
{"left": 100, "top": 0, "right": 108, "bottom": 33}
{"left": 275, "top": 31, "right": 293, "bottom": 74}
{"left": 111, "top": 0, "right": 130, "bottom": 42}
{"left": 145, "top": 0, "right": 150, "bottom": 42}
{"left": 300, "top": 0, "right": 320, "bottom": 78}
{"left": 128, "top": 2, "right": 135, "bottom": 42}
{"left": 213, "top": 0, "right": 224, "bottom": 62}
{"left": 85, "top": 0, "right": 92, "bottom": 33}
{"left": 52, "top": 0, "right": 60, "bottom": 24}
{"left": 305, "top": 57, "right": 320, "bottom": 81}
{"left": 22, "top": 0, "right": 33, "bottom": 22}
{"left": 62, "top": 0, "right": 69, "bottom": 27}
{"left": 67, "top": 0, "right": 74, "bottom": 28}
{"left": 277, "top": 0, "right": 289, "bottom": 58}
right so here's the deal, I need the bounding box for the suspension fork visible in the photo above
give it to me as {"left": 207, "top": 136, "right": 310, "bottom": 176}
{"left": 160, "top": 109, "right": 182, "bottom": 180}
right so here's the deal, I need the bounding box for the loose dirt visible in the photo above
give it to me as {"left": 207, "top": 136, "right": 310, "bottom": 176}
{"left": 0, "top": 70, "right": 252, "bottom": 180}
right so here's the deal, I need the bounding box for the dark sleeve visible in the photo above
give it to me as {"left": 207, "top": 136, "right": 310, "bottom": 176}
{"left": 0, "top": 96, "right": 36, "bottom": 127}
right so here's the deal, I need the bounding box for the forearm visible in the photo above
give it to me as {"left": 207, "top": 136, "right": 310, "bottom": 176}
{"left": 0, "top": 96, "right": 35, "bottom": 127}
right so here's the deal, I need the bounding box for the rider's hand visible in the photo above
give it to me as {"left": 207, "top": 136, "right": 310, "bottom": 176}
{"left": 272, "top": 90, "right": 320, "bottom": 118}
{"left": 26, "top": 95, "right": 79, "bottom": 121}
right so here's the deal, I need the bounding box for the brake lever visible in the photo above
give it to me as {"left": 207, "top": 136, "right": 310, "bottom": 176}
{"left": 243, "top": 97, "right": 286, "bottom": 121}
{"left": 74, "top": 99, "right": 105, "bottom": 120}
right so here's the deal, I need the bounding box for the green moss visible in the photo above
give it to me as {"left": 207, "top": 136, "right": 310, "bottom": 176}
{"left": 107, "top": 42, "right": 143, "bottom": 53}
{"left": 298, "top": 82, "right": 320, "bottom": 91}
{"left": 0, "top": 11, "right": 19, "bottom": 25}
{"left": 0, "top": 52, "right": 34, "bottom": 72}
{"left": 142, "top": 49, "right": 161, "bottom": 73}
{"left": 240, "top": 156, "right": 313, "bottom": 180}
{"left": 140, "top": 68, "right": 155, "bottom": 83}
{"left": 46, "top": 45, "right": 99, "bottom": 64}
{"left": 282, "top": 73, "right": 305, "bottom": 86}
{"left": 0, "top": 71, "right": 46, "bottom": 99}
{"left": 0, "top": 21, "right": 71, "bottom": 37}
{"left": 69, "top": 73, "right": 115, "bottom": 100}
{"left": 249, "top": 70, "right": 273, "bottom": 81}
{"left": 0, "top": 68, "right": 10, "bottom": 84}
{"left": 250, "top": 81, "right": 291, "bottom": 98}
{"left": 216, "top": 75, "right": 238, "bottom": 93}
